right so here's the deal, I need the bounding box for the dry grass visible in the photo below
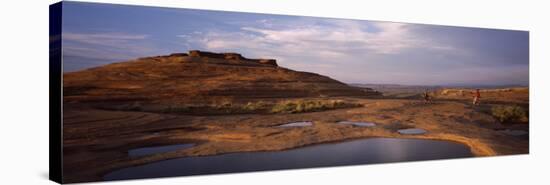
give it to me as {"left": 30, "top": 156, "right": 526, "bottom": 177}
{"left": 491, "top": 105, "right": 528, "bottom": 123}
{"left": 270, "top": 99, "right": 362, "bottom": 114}
{"left": 159, "top": 99, "right": 361, "bottom": 114}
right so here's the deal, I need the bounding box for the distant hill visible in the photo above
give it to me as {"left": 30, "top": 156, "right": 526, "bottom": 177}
{"left": 63, "top": 50, "right": 380, "bottom": 107}
{"left": 351, "top": 83, "right": 439, "bottom": 98}
{"left": 351, "top": 83, "right": 528, "bottom": 102}
{"left": 433, "top": 87, "right": 529, "bottom": 104}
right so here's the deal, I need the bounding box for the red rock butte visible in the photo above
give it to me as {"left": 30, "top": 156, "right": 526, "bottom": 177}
{"left": 160, "top": 50, "right": 278, "bottom": 67}
{"left": 63, "top": 50, "right": 381, "bottom": 105}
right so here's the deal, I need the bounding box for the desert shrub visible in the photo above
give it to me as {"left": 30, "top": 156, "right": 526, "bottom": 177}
{"left": 491, "top": 105, "right": 528, "bottom": 123}
{"left": 271, "top": 102, "right": 298, "bottom": 113}
{"left": 271, "top": 100, "right": 361, "bottom": 114}
{"left": 216, "top": 101, "right": 271, "bottom": 113}
{"left": 161, "top": 100, "right": 361, "bottom": 114}
{"left": 242, "top": 101, "right": 270, "bottom": 111}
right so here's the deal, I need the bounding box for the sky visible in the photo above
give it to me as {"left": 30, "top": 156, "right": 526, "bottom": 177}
{"left": 61, "top": 1, "right": 529, "bottom": 86}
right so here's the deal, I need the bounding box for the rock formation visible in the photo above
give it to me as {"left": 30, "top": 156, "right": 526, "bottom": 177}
{"left": 187, "top": 50, "right": 278, "bottom": 67}
{"left": 63, "top": 50, "right": 380, "bottom": 106}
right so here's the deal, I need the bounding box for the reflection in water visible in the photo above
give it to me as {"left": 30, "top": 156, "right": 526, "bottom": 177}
{"left": 338, "top": 121, "right": 376, "bottom": 127}
{"left": 398, "top": 128, "right": 427, "bottom": 135}
{"left": 276, "top": 121, "right": 313, "bottom": 127}
{"left": 105, "top": 138, "right": 472, "bottom": 180}
{"left": 128, "top": 144, "right": 195, "bottom": 157}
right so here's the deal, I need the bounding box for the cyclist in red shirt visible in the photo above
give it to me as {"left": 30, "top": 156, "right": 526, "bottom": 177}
{"left": 472, "top": 89, "right": 481, "bottom": 105}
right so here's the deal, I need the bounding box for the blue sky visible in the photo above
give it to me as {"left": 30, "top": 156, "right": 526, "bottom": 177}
{"left": 61, "top": 1, "right": 529, "bottom": 86}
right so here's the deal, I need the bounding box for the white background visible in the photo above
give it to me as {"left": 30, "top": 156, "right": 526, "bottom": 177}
{"left": 0, "top": 0, "right": 548, "bottom": 184}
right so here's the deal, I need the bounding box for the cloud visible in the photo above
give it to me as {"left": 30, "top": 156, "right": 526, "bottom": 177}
{"left": 59, "top": 3, "right": 527, "bottom": 85}
{"left": 176, "top": 21, "right": 465, "bottom": 83}
{"left": 184, "top": 20, "right": 455, "bottom": 58}
{"left": 63, "top": 45, "right": 133, "bottom": 60}
{"left": 63, "top": 32, "right": 148, "bottom": 46}
{"left": 63, "top": 32, "right": 157, "bottom": 61}
{"left": 176, "top": 18, "right": 461, "bottom": 79}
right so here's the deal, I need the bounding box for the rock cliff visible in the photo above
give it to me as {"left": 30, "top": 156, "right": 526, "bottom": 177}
{"left": 63, "top": 51, "right": 380, "bottom": 106}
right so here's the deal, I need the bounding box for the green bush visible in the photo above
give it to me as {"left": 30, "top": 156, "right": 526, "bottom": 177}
{"left": 491, "top": 105, "right": 528, "bottom": 123}
{"left": 270, "top": 100, "right": 361, "bottom": 114}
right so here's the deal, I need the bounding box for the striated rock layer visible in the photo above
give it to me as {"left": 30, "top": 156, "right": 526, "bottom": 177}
{"left": 63, "top": 50, "right": 381, "bottom": 105}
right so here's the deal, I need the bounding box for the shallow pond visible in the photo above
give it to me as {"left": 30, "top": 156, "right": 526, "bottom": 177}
{"left": 105, "top": 138, "right": 472, "bottom": 180}
{"left": 338, "top": 121, "right": 376, "bottom": 127}
{"left": 128, "top": 143, "right": 195, "bottom": 157}
{"left": 276, "top": 121, "right": 313, "bottom": 127}
{"left": 398, "top": 128, "right": 427, "bottom": 135}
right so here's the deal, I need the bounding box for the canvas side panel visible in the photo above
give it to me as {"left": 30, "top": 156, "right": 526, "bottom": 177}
{"left": 49, "top": 1, "right": 63, "bottom": 184}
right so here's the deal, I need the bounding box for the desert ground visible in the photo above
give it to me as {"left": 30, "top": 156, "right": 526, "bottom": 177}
{"left": 61, "top": 51, "right": 529, "bottom": 183}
